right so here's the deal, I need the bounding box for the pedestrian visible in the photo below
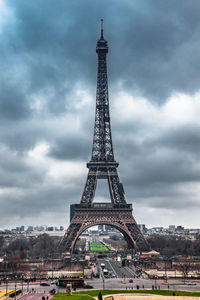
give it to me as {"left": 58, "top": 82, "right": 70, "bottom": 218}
{"left": 46, "top": 296, "right": 49, "bottom": 300}
{"left": 98, "top": 292, "right": 103, "bottom": 300}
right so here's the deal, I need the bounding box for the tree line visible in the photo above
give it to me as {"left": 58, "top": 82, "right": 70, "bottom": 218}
{"left": 0, "top": 233, "right": 59, "bottom": 259}
{"left": 0, "top": 233, "right": 200, "bottom": 258}
{"left": 147, "top": 234, "right": 200, "bottom": 256}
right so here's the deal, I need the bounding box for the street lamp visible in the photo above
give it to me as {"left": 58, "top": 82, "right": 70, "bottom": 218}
{"left": 14, "top": 276, "right": 17, "bottom": 300}
{"left": 51, "top": 252, "right": 54, "bottom": 279}
{"left": 164, "top": 261, "right": 168, "bottom": 282}
{"left": 99, "top": 265, "right": 105, "bottom": 289}
{"left": 154, "top": 276, "right": 157, "bottom": 289}
{"left": 21, "top": 274, "right": 24, "bottom": 294}
{"left": 57, "top": 280, "right": 60, "bottom": 294}
{"left": 121, "top": 273, "right": 126, "bottom": 284}
{"left": 27, "top": 278, "right": 29, "bottom": 292}
{"left": 102, "top": 275, "right": 105, "bottom": 290}
{"left": 5, "top": 277, "right": 8, "bottom": 296}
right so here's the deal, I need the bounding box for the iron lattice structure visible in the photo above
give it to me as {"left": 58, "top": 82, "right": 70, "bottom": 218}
{"left": 60, "top": 20, "right": 149, "bottom": 253}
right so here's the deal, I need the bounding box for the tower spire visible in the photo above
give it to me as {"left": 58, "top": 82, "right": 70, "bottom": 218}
{"left": 93, "top": 18, "right": 112, "bottom": 161}
{"left": 101, "top": 18, "right": 104, "bottom": 39}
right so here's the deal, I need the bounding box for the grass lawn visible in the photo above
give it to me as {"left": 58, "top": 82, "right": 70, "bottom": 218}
{"left": 52, "top": 292, "right": 95, "bottom": 300}
{"left": 89, "top": 246, "right": 108, "bottom": 251}
{"left": 53, "top": 290, "right": 200, "bottom": 300}
{"left": 73, "top": 289, "right": 200, "bottom": 297}
{"left": 88, "top": 242, "right": 109, "bottom": 251}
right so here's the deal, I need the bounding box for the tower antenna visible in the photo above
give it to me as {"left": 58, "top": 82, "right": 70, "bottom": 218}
{"left": 101, "top": 19, "right": 104, "bottom": 39}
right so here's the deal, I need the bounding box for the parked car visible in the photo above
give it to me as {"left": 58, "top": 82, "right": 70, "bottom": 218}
{"left": 84, "top": 284, "right": 93, "bottom": 289}
{"left": 40, "top": 283, "right": 50, "bottom": 286}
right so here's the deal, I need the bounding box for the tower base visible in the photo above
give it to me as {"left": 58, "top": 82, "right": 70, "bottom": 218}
{"left": 60, "top": 203, "right": 150, "bottom": 253}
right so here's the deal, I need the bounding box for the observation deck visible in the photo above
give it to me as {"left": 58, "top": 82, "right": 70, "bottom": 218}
{"left": 74, "top": 202, "right": 132, "bottom": 211}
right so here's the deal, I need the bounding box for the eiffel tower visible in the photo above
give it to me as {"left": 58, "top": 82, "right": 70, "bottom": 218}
{"left": 60, "top": 20, "right": 149, "bottom": 253}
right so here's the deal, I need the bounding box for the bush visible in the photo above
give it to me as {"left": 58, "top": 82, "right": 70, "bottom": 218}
{"left": 9, "top": 290, "right": 22, "bottom": 297}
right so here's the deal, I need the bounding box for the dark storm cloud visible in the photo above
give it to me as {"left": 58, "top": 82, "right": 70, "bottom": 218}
{"left": 0, "top": 116, "right": 68, "bottom": 154}
{"left": 116, "top": 123, "right": 200, "bottom": 187}
{"left": 114, "top": 122, "right": 200, "bottom": 212}
{"left": 125, "top": 153, "right": 200, "bottom": 185}
{"left": 2, "top": 0, "right": 200, "bottom": 113}
{"left": 0, "top": 68, "right": 31, "bottom": 120}
{"left": 0, "top": 172, "right": 86, "bottom": 226}
{"left": 49, "top": 135, "right": 91, "bottom": 161}
{"left": 153, "top": 125, "right": 200, "bottom": 155}
{"left": 0, "top": 147, "right": 44, "bottom": 188}
{"left": 0, "top": 0, "right": 200, "bottom": 228}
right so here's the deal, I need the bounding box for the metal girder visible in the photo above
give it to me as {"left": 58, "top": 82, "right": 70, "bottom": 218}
{"left": 80, "top": 165, "right": 126, "bottom": 205}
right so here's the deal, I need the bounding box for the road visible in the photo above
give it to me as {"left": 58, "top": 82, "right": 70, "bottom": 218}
{"left": 97, "top": 259, "right": 137, "bottom": 278}
{"left": 1, "top": 278, "right": 200, "bottom": 294}
{"left": 85, "top": 278, "right": 200, "bottom": 292}
{"left": 95, "top": 259, "right": 200, "bottom": 292}
{"left": 0, "top": 282, "right": 58, "bottom": 294}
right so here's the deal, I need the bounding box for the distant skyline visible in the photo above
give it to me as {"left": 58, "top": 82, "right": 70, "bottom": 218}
{"left": 0, "top": 223, "right": 199, "bottom": 231}
{"left": 0, "top": 0, "right": 200, "bottom": 229}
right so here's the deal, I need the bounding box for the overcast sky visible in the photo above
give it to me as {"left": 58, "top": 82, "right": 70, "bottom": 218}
{"left": 0, "top": 0, "right": 200, "bottom": 230}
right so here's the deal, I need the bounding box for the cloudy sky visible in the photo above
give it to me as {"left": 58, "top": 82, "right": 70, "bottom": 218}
{"left": 0, "top": 0, "right": 200, "bottom": 230}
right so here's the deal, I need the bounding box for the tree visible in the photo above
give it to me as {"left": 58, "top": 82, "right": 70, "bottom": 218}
{"left": 6, "top": 237, "right": 30, "bottom": 257}
{"left": 30, "top": 234, "right": 55, "bottom": 258}
{"left": 20, "top": 246, "right": 26, "bottom": 259}
{"left": 147, "top": 234, "right": 198, "bottom": 256}
{"left": 0, "top": 236, "right": 4, "bottom": 253}
{"left": 181, "top": 264, "right": 189, "bottom": 283}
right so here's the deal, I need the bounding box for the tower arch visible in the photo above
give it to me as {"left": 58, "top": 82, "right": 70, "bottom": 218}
{"left": 72, "top": 221, "right": 137, "bottom": 253}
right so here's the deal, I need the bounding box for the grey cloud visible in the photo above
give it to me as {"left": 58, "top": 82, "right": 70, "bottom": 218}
{"left": 153, "top": 125, "right": 200, "bottom": 155}
{"left": 0, "top": 120, "right": 47, "bottom": 152}
{"left": 2, "top": 0, "right": 200, "bottom": 116}
{"left": 110, "top": 122, "right": 200, "bottom": 213}
{"left": 118, "top": 139, "right": 200, "bottom": 187}
{"left": 0, "top": 80, "right": 31, "bottom": 121}
{"left": 0, "top": 179, "right": 84, "bottom": 225}
{"left": 49, "top": 135, "right": 91, "bottom": 161}
{"left": 0, "top": 0, "right": 200, "bottom": 227}
{"left": 0, "top": 148, "right": 44, "bottom": 188}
